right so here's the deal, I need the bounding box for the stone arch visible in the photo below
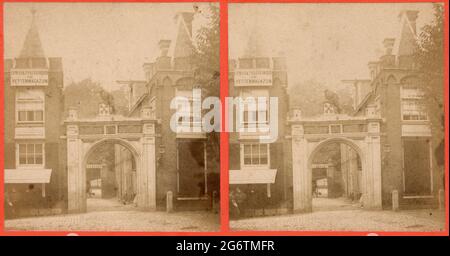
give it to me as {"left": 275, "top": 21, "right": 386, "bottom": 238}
{"left": 78, "top": 138, "right": 141, "bottom": 212}
{"left": 306, "top": 137, "right": 367, "bottom": 210}
{"left": 83, "top": 138, "right": 140, "bottom": 167}
{"left": 307, "top": 137, "right": 366, "bottom": 204}
{"left": 291, "top": 123, "right": 382, "bottom": 212}
{"left": 307, "top": 137, "right": 364, "bottom": 170}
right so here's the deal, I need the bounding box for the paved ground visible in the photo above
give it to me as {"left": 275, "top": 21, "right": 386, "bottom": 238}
{"left": 5, "top": 198, "right": 220, "bottom": 232}
{"left": 231, "top": 198, "right": 447, "bottom": 232}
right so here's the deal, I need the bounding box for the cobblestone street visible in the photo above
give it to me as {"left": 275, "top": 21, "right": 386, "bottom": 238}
{"left": 5, "top": 199, "right": 220, "bottom": 232}
{"left": 231, "top": 198, "right": 447, "bottom": 232}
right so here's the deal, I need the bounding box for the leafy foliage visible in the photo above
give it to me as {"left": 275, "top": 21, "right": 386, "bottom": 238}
{"left": 191, "top": 4, "right": 220, "bottom": 171}
{"left": 414, "top": 4, "right": 445, "bottom": 139}
{"left": 193, "top": 4, "right": 220, "bottom": 99}
{"left": 64, "top": 78, "right": 128, "bottom": 118}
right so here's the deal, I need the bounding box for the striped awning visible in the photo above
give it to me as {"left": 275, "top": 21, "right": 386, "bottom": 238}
{"left": 4, "top": 169, "right": 52, "bottom": 184}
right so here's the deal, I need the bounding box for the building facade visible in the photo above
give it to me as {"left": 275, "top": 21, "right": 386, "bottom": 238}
{"left": 116, "top": 12, "right": 220, "bottom": 210}
{"left": 4, "top": 14, "right": 66, "bottom": 217}
{"left": 230, "top": 9, "right": 442, "bottom": 216}
{"left": 347, "top": 10, "right": 443, "bottom": 208}
{"left": 228, "top": 53, "right": 291, "bottom": 215}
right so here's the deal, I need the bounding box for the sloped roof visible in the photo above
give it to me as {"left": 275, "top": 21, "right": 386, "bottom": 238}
{"left": 393, "top": 10, "right": 419, "bottom": 57}
{"left": 19, "top": 12, "right": 45, "bottom": 58}
{"left": 168, "top": 12, "right": 195, "bottom": 59}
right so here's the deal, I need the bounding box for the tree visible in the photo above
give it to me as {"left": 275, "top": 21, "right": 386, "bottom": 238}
{"left": 193, "top": 3, "right": 220, "bottom": 97}
{"left": 289, "top": 80, "right": 354, "bottom": 117}
{"left": 191, "top": 4, "right": 221, "bottom": 177}
{"left": 64, "top": 78, "right": 128, "bottom": 118}
{"left": 414, "top": 4, "right": 445, "bottom": 140}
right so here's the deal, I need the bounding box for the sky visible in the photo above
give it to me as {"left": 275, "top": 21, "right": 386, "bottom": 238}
{"left": 4, "top": 3, "right": 437, "bottom": 93}
{"left": 4, "top": 2, "right": 213, "bottom": 91}
{"left": 229, "top": 3, "right": 436, "bottom": 91}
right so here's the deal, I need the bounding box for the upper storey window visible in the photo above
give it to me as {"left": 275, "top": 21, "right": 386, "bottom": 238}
{"left": 16, "top": 89, "right": 45, "bottom": 124}
{"left": 401, "top": 87, "right": 427, "bottom": 121}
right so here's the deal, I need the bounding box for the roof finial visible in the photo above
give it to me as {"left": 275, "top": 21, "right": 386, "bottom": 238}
{"left": 19, "top": 6, "right": 45, "bottom": 58}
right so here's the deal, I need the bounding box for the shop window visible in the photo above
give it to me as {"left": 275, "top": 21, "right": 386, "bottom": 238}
{"left": 403, "top": 138, "right": 432, "bottom": 195}
{"left": 242, "top": 143, "right": 269, "bottom": 168}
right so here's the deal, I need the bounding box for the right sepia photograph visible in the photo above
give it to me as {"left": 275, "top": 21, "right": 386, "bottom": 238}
{"left": 228, "top": 3, "right": 446, "bottom": 232}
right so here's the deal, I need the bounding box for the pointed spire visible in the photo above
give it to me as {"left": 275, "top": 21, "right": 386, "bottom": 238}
{"left": 393, "top": 10, "right": 419, "bottom": 57}
{"left": 169, "top": 12, "right": 194, "bottom": 59}
{"left": 243, "top": 23, "right": 266, "bottom": 57}
{"left": 243, "top": 15, "right": 270, "bottom": 57}
{"left": 19, "top": 8, "right": 45, "bottom": 58}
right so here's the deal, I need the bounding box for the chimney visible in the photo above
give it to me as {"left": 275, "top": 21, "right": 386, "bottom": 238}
{"left": 158, "top": 39, "right": 171, "bottom": 57}
{"left": 383, "top": 38, "right": 395, "bottom": 55}
{"left": 380, "top": 38, "right": 396, "bottom": 68}
{"left": 143, "top": 62, "right": 154, "bottom": 81}
{"left": 368, "top": 61, "right": 379, "bottom": 80}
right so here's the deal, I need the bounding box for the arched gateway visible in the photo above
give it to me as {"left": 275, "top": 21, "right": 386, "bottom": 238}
{"left": 289, "top": 105, "right": 382, "bottom": 212}
{"left": 64, "top": 106, "right": 156, "bottom": 213}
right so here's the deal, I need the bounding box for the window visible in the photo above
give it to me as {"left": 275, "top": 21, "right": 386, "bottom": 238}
{"left": 401, "top": 87, "right": 427, "bottom": 121}
{"left": 239, "top": 58, "right": 253, "bottom": 69}
{"left": 243, "top": 104, "right": 269, "bottom": 127}
{"left": 18, "top": 110, "right": 44, "bottom": 122}
{"left": 242, "top": 143, "right": 269, "bottom": 167}
{"left": 17, "top": 143, "right": 44, "bottom": 166}
{"left": 16, "top": 89, "right": 45, "bottom": 124}
{"left": 241, "top": 89, "right": 269, "bottom": 128}
{"left": 402, "top": 100, "right": 427, "bottom": 120}
{"left": 255, "top": 58, "right": 270, "bottom": 68}
{"left": 175, "top": 89, "right": 202, "bottom": 129}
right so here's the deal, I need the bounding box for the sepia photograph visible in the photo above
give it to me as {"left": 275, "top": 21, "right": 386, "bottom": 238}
{"left": 228, "top": 3, "right": 446, "bottom": 232}
{"left": 1, "top": 0, "right": 448, "bottom": 239}
{"left": 3, "top": 2, "right": 220, "bottom": 232}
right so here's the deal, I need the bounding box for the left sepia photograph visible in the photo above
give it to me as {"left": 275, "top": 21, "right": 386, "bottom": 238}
{"left": 3, "top": 2, "right": 220, "bottom": 232}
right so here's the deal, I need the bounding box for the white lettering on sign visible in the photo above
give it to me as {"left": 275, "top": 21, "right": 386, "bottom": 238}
{"left": 10, "top": 69, "right": 49, "bottom": 86}
{"left": 234, "top": 69, "right": 272, "bottom": 86}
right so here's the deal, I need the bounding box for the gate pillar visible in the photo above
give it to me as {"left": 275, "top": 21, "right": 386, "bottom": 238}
{"left": 363, "top": 119, "right": 382, "bottom": 209}
{"left": 66, "top": 124, "right": 85, "bottom": 213}
{"left": 291, "top": 124, "right": 312, "bottom": 212}
{"left": 137, "top": 108, "right": 157, "bottom": 210}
